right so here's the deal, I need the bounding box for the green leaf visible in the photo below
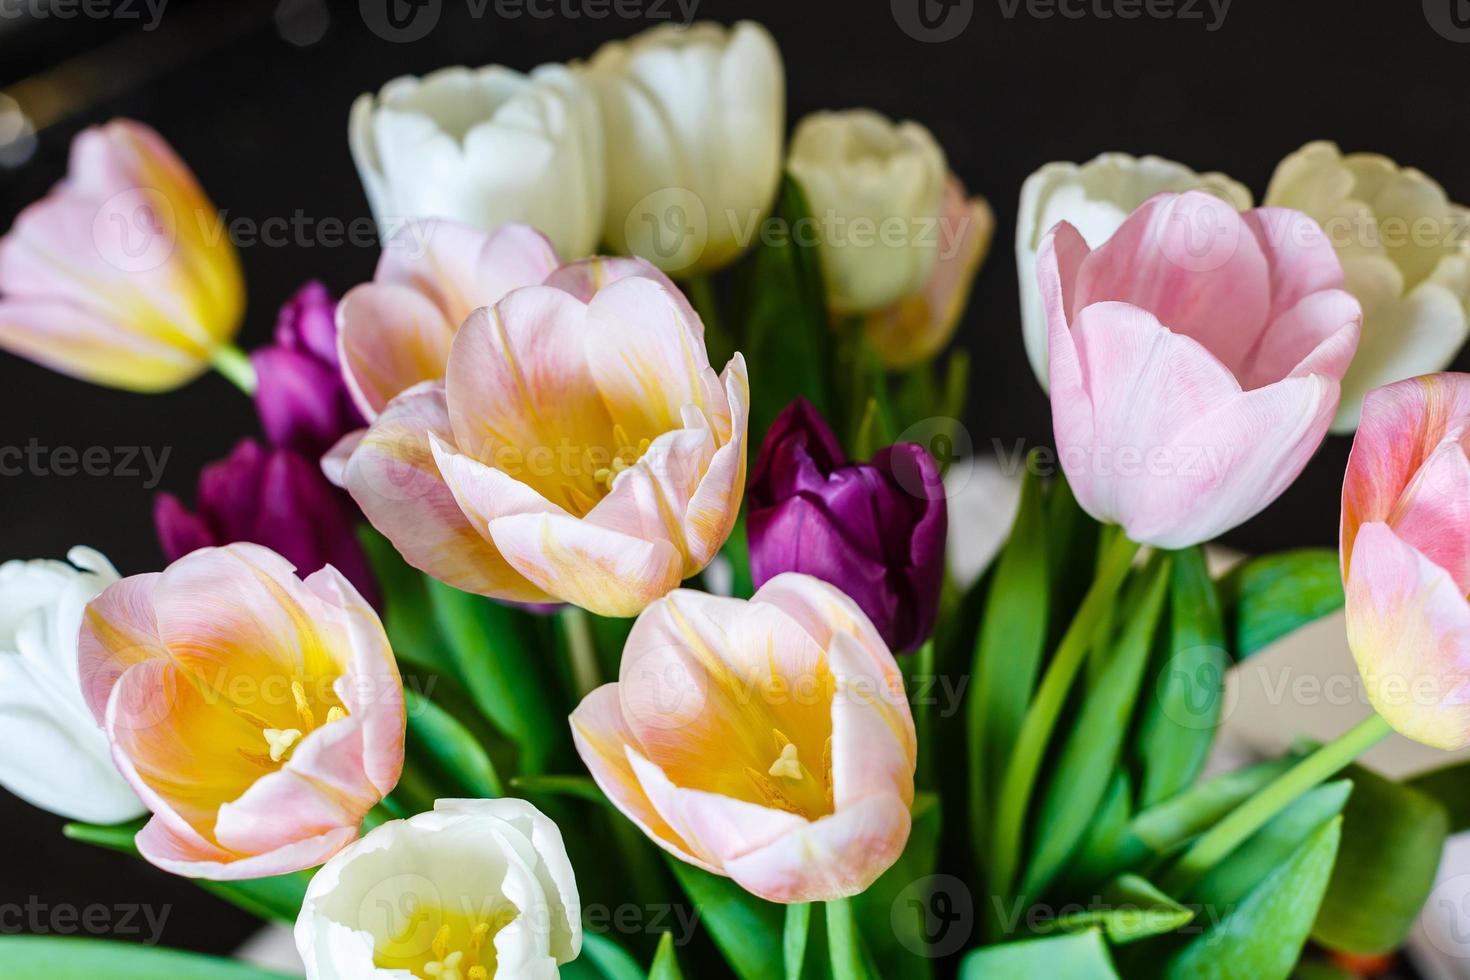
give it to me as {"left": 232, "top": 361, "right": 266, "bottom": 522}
{"left": 358, "top": 526, "right": 451, "bottom": 674}
{"left": 1158, "top": 816, "right": 1342, "bottom": 980}
{"left": 856, "top": 792, "right": 940, "bottom": 976}
{"left": 1044, "top": 471, "right": 1101, "bottom": 627}
{"left": 1063, "top": 771, "right": 1137, "bottom": 890}
{"left": 1217, "top": 549, "right": 1343, "bottom": 659}
{"left": 1409, "top": 760, "right": 1470, "bottom": 833}
{"left": 959, "top": 928, "right": 1120, "bottom": 979}
{"left": 64, "top": 819, "right": 309, "bottom": 923}
{"left": 574, "top": 933, "right": 646, "bottom": 980}
{"left": 784, "top": 903, "right": 811, "bottom": 980}
{"left": 1188, "top": 781, "right": 1350, "bottom": 910}
{"left": 1136, "top": 546, "right": 1227, "bottom": 807}
{"left": 968, "top": 463, "right": 1049, "bottom": 863}
{"left": 737, "top": 174, "right": 832, "bottom": 444}
{"left": 648, "top": 932, "right": 685, "bottom": 980}
{"left": 428, "top": 580, "right": 561, "bottom": 771}
{"left": 720, "top": 510, "right": 755, "bottom": 599}
{"left": 403, "top": 688, "right": 502, "bottom": 798}
{"left": 512, "top": 774, "right": 607, "bottom": 806}
{"left": 665, "top": 858, "right": 783, "bottom": 980}
{"left": 1025, "top": 557, "right": 1171, "bottom": 895}
{"left": 0, "top": 937, "right": 296, "bottom": 979}
{"left": 1314, "top": 765, "right": 1448, "bottom": 954}
{"left": 1038, "top": 874, "right": 1194, "bottom": 945}
{"left": 1128, "top": 757, "right": 1296, "bottom": 855}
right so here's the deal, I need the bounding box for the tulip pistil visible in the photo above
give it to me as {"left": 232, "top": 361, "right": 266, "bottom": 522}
{"left": 593, "top": 425, "right": 653, "bottom": 493}
{"left": 263, "top": 728, "right": 303, "bottom": 763}
{"left": 409, "top": 911, "right": 512, "bottom": 980}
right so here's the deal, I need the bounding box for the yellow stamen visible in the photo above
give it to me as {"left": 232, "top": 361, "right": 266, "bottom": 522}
{"left": 468, "top": 922, "right": 490, "bottom": 954}
{"left": 326, "top": 705, "right": 347, "bottom": 725}
{"left": 263, "top": 728, "right": 302, "bottom": 763}
{"left": 232, "top": 706, "right": 276, "bottom": 730}
{"left": 431, "top": 924, "right": 451, "bottom": 961}
{"left": 468, "top": 968, "right": 488, "bottom": 980}
{"left": 745, "top": 766, "right": 803, "bottom": 814}
{"left": 768, "top": 743, "right": 804, "bottom": 781}
{"left": 291, "top": 680, "right": 315, "bottom": 729}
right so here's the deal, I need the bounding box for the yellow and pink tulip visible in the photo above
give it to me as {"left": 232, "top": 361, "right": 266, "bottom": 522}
{"left": 0, "top": 119, "right": 244, "bottom": 392}
{"left": 570, "top": 574, "right": 916, "bottom": 903}
{"left": 77, "top": 543, "right": 404, "bottom": 879}
{"left": 335, "top": 255, "right": 748, "bottom": 617}
{"left": 1342, "top": 373, "right": 1470, "bottom": 749}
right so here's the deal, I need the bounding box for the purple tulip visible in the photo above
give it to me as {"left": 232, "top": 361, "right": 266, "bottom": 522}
{"left": 251, "top": 282, "right": 366, "bottom": 457}
{"left": 748, "top": 398, "right": 947, "bottom": 653}
{"left": 155, "top": 439, "right": 379, "bottom": 606}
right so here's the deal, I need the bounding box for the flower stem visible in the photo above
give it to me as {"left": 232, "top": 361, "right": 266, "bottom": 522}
{"left": 825, "top": 897, "right": 865, "bottom": 980}
{"left": 988, "top": 530, "right": 1141, "bottom": 896}
{"left": 560, "top": 606, "right": 601, "bottom": 699}
{"left": 1161, "top": 712, "right": 1392, "bottom": 896}
{"left": 210, "top": 344, "right": 257, "bottom": 395}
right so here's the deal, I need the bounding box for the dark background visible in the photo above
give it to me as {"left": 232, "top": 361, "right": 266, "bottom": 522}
{"left": 0, "top": 0, "right": 1465, "bottom": 959}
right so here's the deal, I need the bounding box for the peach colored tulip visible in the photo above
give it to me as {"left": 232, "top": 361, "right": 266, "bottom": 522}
{"left": 337, "top": 219, "right": 560, "bottom": 418}
{"left": 570, "top": 574, "right": 916, "bottom": 903}
{"left": 0, "top": 119, "right": 244, "bottom": 392}
{"left": 77, "top": 543, "right": 404, "bottom": 879}
{"left": 1342, "top": 373, "right": 1470, "bottom": 749}
{"left": 862, "top": 174, "right": 994, "bottom": 370}
{"left": 1040, "top": 191, "right": 1361, "bottom": 547}
{"left": 338, "top": 256, "right": 748, "bottom": 617}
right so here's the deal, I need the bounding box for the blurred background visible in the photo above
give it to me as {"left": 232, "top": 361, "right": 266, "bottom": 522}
{"left": 0, "top": 0, "right": 1466, "bottom": 958}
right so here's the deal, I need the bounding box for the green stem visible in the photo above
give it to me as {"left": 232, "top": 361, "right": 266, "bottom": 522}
{"left": 1161, "top": 713, "right": 1392, "bottom": 895}
{"left": 560, "top": 606, "right": 601, "bottom": 699}
{"left": 911, "top": 639, "right": 936, "bottom": 791}
{"left": 989, "top": 531, "right": 1141, "bottom": 896}
{"left": 685, "top": 274, "right": 734, "bottom": 365}
{"left": 210, "top": 343, "right": 257, "bottom": 395}
{"left": 824, "top": 898, "right": 864, "bottom": 979}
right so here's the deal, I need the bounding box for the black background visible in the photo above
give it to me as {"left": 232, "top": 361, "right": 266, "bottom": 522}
{"left": 1, "top": 0, "right": 1466, "bottom": 960}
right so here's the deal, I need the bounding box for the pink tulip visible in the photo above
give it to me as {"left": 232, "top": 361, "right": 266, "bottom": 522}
{"left": 77, "top": 543, "right": 404, "bottom": 879}
{"left": 336, "top": 255, "right": 748, "bottom": 617}
{"left": 337, "top": 219, "right": 560, "bottom": 418}
{"left": 1342, "top": 373, "right": 1470, "bottom": 749}
{"left": 570, "top": 574, "right": 916, "bottom": 903}
{"left": 1039, "top": 191, "right": 1361, "bottom": 547}
{"left": 0, "top": 119, "right": 244, "bottom": 392}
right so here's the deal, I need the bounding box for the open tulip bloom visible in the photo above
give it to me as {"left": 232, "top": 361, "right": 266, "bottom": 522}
{"left": 10, "top": 18, "right": 1470, "bottom": 980}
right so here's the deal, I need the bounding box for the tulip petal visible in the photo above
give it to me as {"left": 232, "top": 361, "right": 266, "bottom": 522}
{"left": 681, "top": 355, "right": 750, "bottom": 568}
{"left": 337, "top": 282, "right": 456, "bottom": 418}
{"left": 0, "top": 296, "right": 204, "bottom": 392}
{"left": 486, "top": 511, "right": 683, "bottom": 617}
{"left": 1073, "top": 191, "right": 1271, "bottom": 376}
{"left": 1346, "top": 521, "right": 1470, "bottom": 750}
{"left": 721, "top": 793, "right": 912, "bottom": 903}
{"left": 1241, "top": 207, "right": 1346, "bottom": 322}
{"left": 1382, "top": 438, "right": 1470, "bottom": 596}
{"left": 1241, "top": 289, "right": 1361, "bottom": 389}
{"left": 827, "top": 632, "right": 916, "bottom": 807}
{"left": 345, "top": 382, "right": 550, "bottom": 603}
{"left": 377, "top": 219, "right": 559, "bottom": 324}
{"left": 77, "top": 572, "right": 168, "bottom": 724}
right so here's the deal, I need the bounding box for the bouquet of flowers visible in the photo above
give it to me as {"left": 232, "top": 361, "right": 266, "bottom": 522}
{"left": 4, "top": 17, "right": 1470, "bottom": 980}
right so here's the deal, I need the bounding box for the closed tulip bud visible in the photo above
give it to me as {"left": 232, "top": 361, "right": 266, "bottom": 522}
{"left": 1017, "top": 153, "right": 1251, "bottom": 388}
{"left": 339, "top": 256, "right": 747, "bottom": 617}
{"left": 78, "top": 543, "right": 404, "bottom": 879}
{"left": 571, "top": 575, "right": 916, "bottom": 903}
{"left": 252, "top": 282, "right": 366, "bottom": 457}
{"left": 584, "top": 21, "right": 784, "bottom": 276}
{"left": 0, "top": 547, "right": 145, "bottom": 824}
{"left": 350, "top": 64, "right": 604, "bottom": 259}
{"left": 154, "top": 438, "right": 378, "bottom": 606}
{"left": 787, "top": 109, "right": 947, "bottom": 315}
{"left": 294, "top": 798, "right": 581, "bottom": 980}
{"left": 748, "top": 398, "right": 946, "bottom": 653}
{"left": 1040, "top": 191, "right": 1360, "bottom": 547}
{"left": 0, "top": 119, "right": 245, "bottom": 392}
{"left": 1342, "top": 374, "right": 1470, "bottom": 749}
{"left": 1267, "top": 142, "right": 1470, "bottom": 432}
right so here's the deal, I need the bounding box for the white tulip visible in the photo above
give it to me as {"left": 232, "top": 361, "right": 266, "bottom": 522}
{"left": 294, "top": 798, "right": 580, "bottom": 980}
{"left": 350, "top": 64, "right": 604, "bottom": 258}
{"left": 788, "top": 109, "right": 948, "bottom": 315}
{"left": 1016, "top": 153, "right": 1252, "bottom": 388}
{"left": 0, "top": 546, "right": 144, "bottom": 824}
{"left": 583, "top": 20, "right": 784, "bottom": 276}
{"left": 1265, "top": 141, "right": 1470, "bottom": 432}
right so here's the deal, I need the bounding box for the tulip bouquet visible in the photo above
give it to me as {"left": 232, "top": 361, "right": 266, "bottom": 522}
{"left": 5, "top": 16, "right": 1470, "bottom": 980}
